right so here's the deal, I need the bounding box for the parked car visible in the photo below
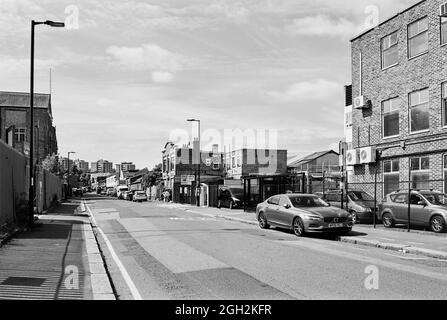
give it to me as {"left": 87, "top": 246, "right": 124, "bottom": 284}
{"left": 324, "top": 190, "right": 378, "bottom": 224}
{"left": 256, "top": 194, "right": 354, "bottom": 237}
{"left": 217, "top": 186, "right": 244, "bottom": 209}
{"left": 124, "top": 191, "right": 134, "bottom": 201}
{"left": 72, "top": 187, "right": 83, "bottom": 197}
{"left": 117, "top": 186, "right": 129, "bottom": 199}
{"left": 106, "top": 188, "right": 115, "bottom": 196}
{"left": 379, "top": 190, "right": 447, "bottom": 233}
{"left": 133, "top": 191, "right": 147, "bottom": 202}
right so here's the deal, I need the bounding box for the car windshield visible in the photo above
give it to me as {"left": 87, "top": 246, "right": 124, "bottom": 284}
{"left": 348, "top": 191, "right": 374, "bottom": 201}
{"left": 421, "top": 193, "right": 447, "bottom": 206}
{"left": 136, "top": 192, "right": 145, "bottom": 195}
{"left": 120, "top": 188, "right": 128, "bottom": 192}
{"left": 289, "top": 196, "right": 330, "bottom": 208}
{"left": 230, "top": 188, "right": 244, "bottom": 198}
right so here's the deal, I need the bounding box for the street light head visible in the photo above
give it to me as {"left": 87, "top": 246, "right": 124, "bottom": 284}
{"left": 187, "top": 119, "right": 199, "bottom": 122}
{"left": 44, "top": 20, "right": 65, "bottom": 28}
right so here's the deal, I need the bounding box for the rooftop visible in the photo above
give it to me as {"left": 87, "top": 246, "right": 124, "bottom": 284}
{"left": 0, "top": 91, "right": 51, "bottom": 109}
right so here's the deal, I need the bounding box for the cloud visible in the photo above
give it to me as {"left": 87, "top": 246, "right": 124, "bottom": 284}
{"left": 267, "top": 79, "right": 341, "bottom": 103}
{"left": 151, "top": 71, "right": 175, "bottom": 83}
{"left": 284, "top": 15, "right": 360, "bottom": 38}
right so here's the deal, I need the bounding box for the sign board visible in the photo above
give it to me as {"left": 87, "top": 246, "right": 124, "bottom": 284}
{"left": 181, "top": 175, "right": 192, "bottom": 186}
{"left": 187, "top": 175, "right": 195, "bottom": 182}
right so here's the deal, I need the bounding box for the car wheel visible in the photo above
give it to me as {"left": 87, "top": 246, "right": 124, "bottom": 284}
{"left": 430, "top": 215, "right": 446, "bottom": 233}
{"left": 293, "top": 217, "right": 305, "bottom": 237}
{"left": 382, "top": 213, "right": 395, "bottom": 228}
{"left": 258, "top": 212, "right": 270, "bottom": 229}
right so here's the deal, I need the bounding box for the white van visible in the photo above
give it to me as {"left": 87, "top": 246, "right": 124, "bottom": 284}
{"left": 117, "top": 186, "right": 129, "bottom": 199}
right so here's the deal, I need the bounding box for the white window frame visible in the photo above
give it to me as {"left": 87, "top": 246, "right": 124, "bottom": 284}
{"left": 410, "top": 156, "right": 430, "bottom": 189}
{"left": 442, "top": 82, "right": 447, "bottom": 128}
{"left": 382, "top": 97, "right": 400, "bottom": 139}
{"left": 444, "top": 154, "right": 447, "bottom": 193}
{"left": 442, "top": 17, "right": 447, "bottom": 46}
{"left": 381, "top": 31, "right": 399, "bottom": 69}
{"left": 14, "top": 127, "right": 26, "bottom": 142}
{"left": 409, "top": 88, "right": 430, "bottom": 134}
{"left": 408, "top": 17, "right": 429, "bottom": 59}
{"left": 383, "top": 159, "right": 400, "bottom": 196}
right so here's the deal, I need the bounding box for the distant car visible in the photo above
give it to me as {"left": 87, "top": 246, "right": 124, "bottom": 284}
{"left": 256, "top": 194, "right": 354, "bottom": 237}
{"left": 379, "top": 190, "right": 447, "bottom": 233}
{"left": 217, "top": 186, "right": 244, "bottom": 209}
{"left": 106, "top": 188, "right": 115, "bottom": 196}
{"left": 133, "top": 191, "right": 147, "bottom": 202}
{"left": 100, "top": 189, "right": 107, "bottom": 195}
{"left": 124, "top": 191, "right": 134, "bottom": 201}
{"left": 72, "top": 187, "right": 83, "bottom": 197}
{"left": 117, "top": 186, "right": 129, "bottom": 199}
{"left": 324, "top": 190, "right": 378, "bottom": 224}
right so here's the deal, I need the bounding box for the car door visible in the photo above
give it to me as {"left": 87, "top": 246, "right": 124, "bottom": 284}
{"left": 409, "top": 194, "right": 428, "bottom": 225}
{"left": 265, "top": 196, "right": 280, "bottom": 224}
{"left": 391, "top": 193, "right": 409, "bottom": 222}
{"left": 277, "top": 196, "right": 294, "bottom": 227}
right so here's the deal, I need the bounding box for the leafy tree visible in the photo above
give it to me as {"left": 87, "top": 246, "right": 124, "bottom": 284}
{"left": 42, "top": 153, "right": 60, "bottom": 174}
{"left": 146, "top": 163, "right": 162, "bottom": 186}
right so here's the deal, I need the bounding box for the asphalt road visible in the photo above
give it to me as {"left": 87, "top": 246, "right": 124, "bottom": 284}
{"left": 85, "top": 195, "right": 447, "bottom": 300}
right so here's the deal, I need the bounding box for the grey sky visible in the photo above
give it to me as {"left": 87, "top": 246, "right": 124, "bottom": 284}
{"left": 0, "top": 0, "right": 416, "bottom": 169}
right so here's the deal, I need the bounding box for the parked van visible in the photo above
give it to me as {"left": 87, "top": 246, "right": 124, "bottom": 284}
{"left": 324, "top": 190, "right": 378, "bottom": 224}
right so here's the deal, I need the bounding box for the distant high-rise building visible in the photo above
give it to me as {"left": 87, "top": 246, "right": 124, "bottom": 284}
{"left": 60, "top": 157, "right": 74, "bottom": 172}
{"left": 74, "top": 159, "right": 89, "bottom": 172}
{"left": 116, "top": 162, "right": 136, "bottom": 173}
{"left": 91, "top": 159, "right": 113, "bottom": 173}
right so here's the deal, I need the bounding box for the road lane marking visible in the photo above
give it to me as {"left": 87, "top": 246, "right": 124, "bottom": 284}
{"left": 119, "top": 218, "right": 228, "bottom": 274}
{"left": 84, "top": 201, "right": 143, "bottom": 300}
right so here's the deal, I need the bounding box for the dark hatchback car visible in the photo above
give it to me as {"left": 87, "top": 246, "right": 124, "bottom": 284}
{"left": 380, "top": 190, "right": 447, "bottom": 233}
{"left": 217, "top": 186, "right": 244, "bottom": 209}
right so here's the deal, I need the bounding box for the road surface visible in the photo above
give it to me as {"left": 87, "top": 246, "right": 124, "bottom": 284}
{"left": 85, "top": 195, "right": 447, "bottom": 300}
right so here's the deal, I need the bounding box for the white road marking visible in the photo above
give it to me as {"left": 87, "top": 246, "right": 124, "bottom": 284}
{"left": 407, "top": 241, "right": 425, "bottom": 245}
{"left": 378, "top": 237, "right": 396, "bottom": 241}
{"left": 84, "top": 201, "right": 143, "bottom": 300}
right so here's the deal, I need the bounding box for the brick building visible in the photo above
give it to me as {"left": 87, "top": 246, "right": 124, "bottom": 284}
{"left": 91, "top": 159, "right": 113, "bottom": 173}
{"left": 347, "top": 0, "right": 447, "bottom": 196}
{"left": 0, "top": 91, "right": 58, "bottom": 164}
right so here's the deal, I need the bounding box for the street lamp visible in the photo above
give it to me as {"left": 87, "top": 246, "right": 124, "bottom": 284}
{"left": 29, "top": 19, "right": 65, "bottom": 228}
{"left": 66, "top": 152, "right": 76, "bottom": 199}
{"left": 187, "top": 119, "right": 201, "bottom": 207}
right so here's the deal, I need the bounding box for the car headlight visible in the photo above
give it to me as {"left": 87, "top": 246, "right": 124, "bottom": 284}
{"left": 303, "top": 215, "right": 323, "bottom": 221}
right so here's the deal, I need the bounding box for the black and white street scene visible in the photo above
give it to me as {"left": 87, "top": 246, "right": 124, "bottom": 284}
{"left": 1, "top": 0, "right": 447, "bottom": 305}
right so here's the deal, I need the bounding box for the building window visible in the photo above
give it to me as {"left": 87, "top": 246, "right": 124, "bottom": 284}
{"left": 442, "top": 17, "right": 447, "bottom": 45}
{"left": 408, "top": 17, "right": 428, "bottom": 59}
{"left": 409, "top": 88, "right": 429, "bottom": 133}
{"left": 382, "top": 98, "right": 400, "bottom": 138}
{"left": 410, "top": 156, "right": 430, "bottom": 190}
{"left": 444, "top": 155, "right": 447, "bottom": 193}
{"left": 345, "top": 111, "right": 352, "bottom": 128}
{"left": 14, "top": 128, "right": 26, "bottom": 142}
{"left": 443, "top": 82, "right": 447, "bottom": 127}
{"left": 382, "top": 31, "right": 398, "bottom": 69}
{"left": 383, "top": 159, "right": 400, "bottom": 196}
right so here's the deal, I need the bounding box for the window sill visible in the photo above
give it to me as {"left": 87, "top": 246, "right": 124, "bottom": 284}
{"left": 409, "top": 129, "right": 430, "bottom": 136}
{"left": 382, "top": 63, "right": 399, "bottom": 71}
{"left": 408, "top": 51, "right": 428, "bottom": 61}
{"left": 382, "top": 135, "right": 400, "bottom": 140}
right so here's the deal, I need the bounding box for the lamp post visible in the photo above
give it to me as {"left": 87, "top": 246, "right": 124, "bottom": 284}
{"left": 187, "top": 119, "right": 201, "bottom": 207}
{"left": 29, "top": 20, "right": 65, "bottom": 228}
{"left": 66, "top": 152, "right": 76, "bottom": 199}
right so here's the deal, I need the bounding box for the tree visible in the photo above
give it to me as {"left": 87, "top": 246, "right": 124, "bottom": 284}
{"left": 42, "top": 153, "right": 60, "bottom": 174}
{"left": 146, "top": 163, "right": 162, "bottom": 186}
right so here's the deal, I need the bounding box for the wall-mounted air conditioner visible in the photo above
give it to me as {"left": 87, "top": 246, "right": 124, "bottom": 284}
{"left": 346, "top": 149, "right": 359, "bottom": 166}
{"left": 359, "top": 146, "right": 377, "bottom": 164}
{"left": 440, "top": 3, "right": 447, "bottom": 17}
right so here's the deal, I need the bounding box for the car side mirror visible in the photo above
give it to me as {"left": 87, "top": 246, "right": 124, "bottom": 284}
{"left": 417, "top": 201, "right": 427, "bottom": 207}
{"left": 284, "top": 204, "right": 291, "bottom": 209}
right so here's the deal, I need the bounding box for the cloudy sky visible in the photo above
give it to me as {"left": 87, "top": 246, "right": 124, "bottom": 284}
{"left": 0, "top": 0, "right": 416, "bottom": 169}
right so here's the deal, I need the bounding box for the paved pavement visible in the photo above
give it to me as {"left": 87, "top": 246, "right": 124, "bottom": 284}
{"left": 0, "top": 199, "right": 114, "bottom": 300}
{"left": 84, "top": 195, "right": 447, "bottom": 300}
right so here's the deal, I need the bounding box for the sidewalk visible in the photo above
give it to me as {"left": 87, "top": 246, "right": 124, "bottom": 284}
{"left": 0, "top": 200, "right": 115, "bottom": 300}
{"left": 157, "top": 202, "right": 447, "bottom": 260}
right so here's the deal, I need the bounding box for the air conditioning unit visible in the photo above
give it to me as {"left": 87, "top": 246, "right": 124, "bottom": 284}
{"left": 440, "top": 3, "right": 447, "bottom": 17}
{"left": 346, "top": 149, "right": 359, "bottom": 166}
{"left": 354, "top": 96, "right": 369, "bottom": 109}
{"left": 359, "top": 146, "right": 377, "bottom": 164}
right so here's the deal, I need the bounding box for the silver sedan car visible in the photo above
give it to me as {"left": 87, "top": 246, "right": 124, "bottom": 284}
{"left": 256, "top": 194, "right": 354, "bottom": 237}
